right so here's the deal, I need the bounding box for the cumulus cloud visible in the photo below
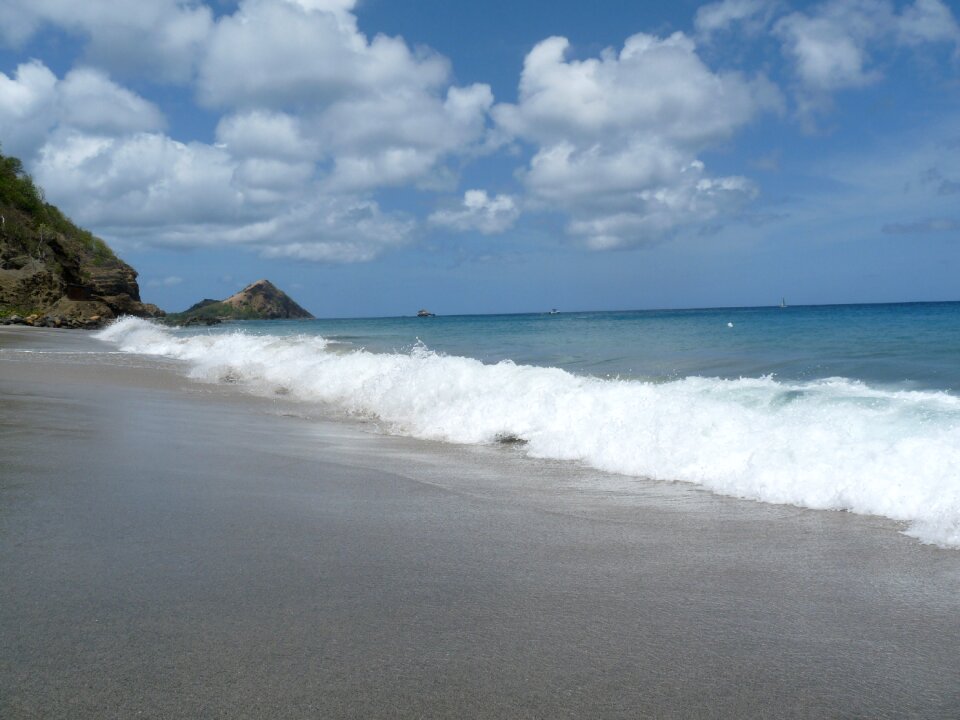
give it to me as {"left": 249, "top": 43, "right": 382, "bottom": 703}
{"left": 493, "top": 32, "right": 780, "bottom": 248}
{"left": 198, "top": 0, "right": 447, "bottom": 109}
{"left": 0, "top": 1, "right": 492, "bottom": 264}
{"left": 0, "top": 61, "right": 58, "bottom": 158}
{"left": 0, "top": 0, "right": 213, "bottom": 83}
{"left": 0, "top": 62, "right": 165, "bottom": 159}
{"left": 429, "top": 190, "right": 520, "bottom": 234}
{"left": 774, "top": 1, "right": 892, "bottom": 93}
{"left": 30, "top": 129, "right": 414, "bottom": 262}
{"left": 319, "top": 83, "right": 493, "bottom": 191}
{"left": 495, "top": 33, "right": 779, "bottom": 148}
{"left": 567, "top": 164, "right": 758, "bottom": 249}
{"left": 775, "top": 0, "right": 960, "bottom": 103}
{"left": 196, "top": 0, "right": 493, "bottom": 192}
{"left": 255, "top": 198, "right": 415, "bottom": 263}
{"left": 215, "top": 110, "right": 319, "bottom": 161}
{"left": 57, "top": 68, "right": 166, "bottom": 135}
{"left": 34, "top": 132, "right": 243, "bottom": 229}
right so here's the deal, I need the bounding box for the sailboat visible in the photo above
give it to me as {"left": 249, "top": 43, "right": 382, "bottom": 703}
{"left": 779, "top": 297, "right": 787, "bottom": 309}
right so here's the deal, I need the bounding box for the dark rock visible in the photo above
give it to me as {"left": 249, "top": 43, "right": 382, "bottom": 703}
{"left": 2, "top": 146, "right": 165, "bottom": 323}
{"left": 65, "top": 284, "right": 93, "bottom": 300}
{"left": 495, "top": 433, "right": 528, "bottom": 445}
{"left": 183, "top": 316, "right": 222, "bottom": 327}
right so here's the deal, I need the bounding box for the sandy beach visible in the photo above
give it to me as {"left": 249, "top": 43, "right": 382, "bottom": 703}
{"left": 1, "top": 326, "right": 958, "bottom": 719}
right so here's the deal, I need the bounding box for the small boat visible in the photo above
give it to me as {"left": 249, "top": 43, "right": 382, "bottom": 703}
{"left": 417, "top": 309, "right": 435, "bottom": 318}
{"left": 548, "top": 308, "right": 559, "bottom": 315}
{"left": 779, "top": 297, "right": 787, "bottom": 309}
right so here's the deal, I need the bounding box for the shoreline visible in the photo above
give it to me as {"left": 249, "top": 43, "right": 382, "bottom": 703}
{"left": 2, "top": 326, "right": 959, "bottom": 718}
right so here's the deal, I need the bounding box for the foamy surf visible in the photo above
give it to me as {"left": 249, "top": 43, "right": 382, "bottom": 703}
{"left": 97, "top": 317, "right": 960, "bottom": 548}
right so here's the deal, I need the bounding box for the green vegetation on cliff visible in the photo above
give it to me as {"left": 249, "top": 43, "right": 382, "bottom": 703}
{"left": 0, "top": 152, "right": 116, "bottom": 268}
{"left": 0, "top": 146, "right": 162, "bottom": 327}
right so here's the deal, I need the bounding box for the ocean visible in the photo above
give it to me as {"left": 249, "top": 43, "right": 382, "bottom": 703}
{"left": 96, "top": 302, "right": 960, "bottom": 547}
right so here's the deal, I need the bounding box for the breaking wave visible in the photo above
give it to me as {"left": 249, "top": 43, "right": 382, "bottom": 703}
{"left": 97, "top": 317, "right": 960, "bottom": 547}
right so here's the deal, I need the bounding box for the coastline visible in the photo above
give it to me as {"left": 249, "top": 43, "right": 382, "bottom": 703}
{"left": 2, "top": 326, "right": 959, "bottom": 718}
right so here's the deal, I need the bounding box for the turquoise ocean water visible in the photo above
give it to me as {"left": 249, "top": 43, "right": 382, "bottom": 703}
{"left": 99, "top": 301, "right": 960, "bottom": 546}
{"left": 216, "top": 301, "right": 960, "bottom": 391}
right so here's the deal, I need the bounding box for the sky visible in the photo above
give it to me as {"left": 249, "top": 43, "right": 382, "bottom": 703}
{"left": 1, "top": 0, "right": 959, "bottom": 317}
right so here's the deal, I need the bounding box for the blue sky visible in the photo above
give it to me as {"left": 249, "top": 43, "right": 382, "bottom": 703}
{"left": 1, "top": 0, "right": 959, "bottom": 316}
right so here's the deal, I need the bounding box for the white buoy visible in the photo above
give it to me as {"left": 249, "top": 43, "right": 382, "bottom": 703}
{"left": 727, "top": 322, "right": 734, "bottom": 328}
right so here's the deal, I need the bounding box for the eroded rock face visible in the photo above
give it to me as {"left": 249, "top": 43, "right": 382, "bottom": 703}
{"left": 1, "top": 148, "right": 165, "bottom": 328}
{"left": 0, "top": 251, "right": 163, "bottom": 326}
{"left": 0, "top": 261, "right": 64, "bottom": 310}
{"left": 0, "top": 222, "right": 164, "bottom": 327}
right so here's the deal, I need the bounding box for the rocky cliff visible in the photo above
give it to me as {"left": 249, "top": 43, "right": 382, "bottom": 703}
{"left": 0, "top": 149, "right": 163, "bottom": 328}
{"left": 169, "top": 280, "right": 314, "bottom": 324}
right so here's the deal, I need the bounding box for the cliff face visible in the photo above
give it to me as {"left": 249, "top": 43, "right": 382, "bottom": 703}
{"left": 0, "top": 150, "right": 163, "bottom": 328}
{"left": 170, "top": 280, "right": 314, "bottom": 323}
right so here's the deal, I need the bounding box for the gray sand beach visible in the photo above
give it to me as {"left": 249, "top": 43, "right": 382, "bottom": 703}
{"left": 2, "top": 326, "right": 959, "bottom": 718}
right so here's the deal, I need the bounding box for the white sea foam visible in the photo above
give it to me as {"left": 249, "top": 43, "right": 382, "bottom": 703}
{"left": 97, "top": 318, "right": 960, "bottom": 547}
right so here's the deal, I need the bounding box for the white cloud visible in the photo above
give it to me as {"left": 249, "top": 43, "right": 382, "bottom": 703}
{"left": 897, "top": 0, "right": 960, "bottom": 45}
{"left": 774, "top": 1, "right": 891, "bottom": 93}
{"left": 34, "top": 132, "right": 244, "bottom": 229}
{"left": 775, "top": 0, "right": 960, "bottom": 97}
{"left": 429, "top": 190, "right": 520, "bottom": 235}
{"left": 58, "top": 68, "right": 166, "bottom": 135}
{"left": 198, "top": 0, "right": 447, "bottom": 109}
{"left": 568, "top": 168, "right": 758, "bottom": 249}
{"left": 196, "top": 0, "right": 493, "bottom": 193}
{"left": 0, "top": 3, "right": 488, "bottom": 264}
{"left": 215, "top": 110, "right": 319, "bottom": 161}
{"left": 695, "top": 0, "right": 782, "bottom": 38}
{"left": 0, "top": 61, "right": 58, "bottom": 158}
{"left": 256, "top": 198, "right": 415, "bottom": 263}
{"left": 493, "top": 32, "right": 780, "bottom": 248}
{"left": 147, "top": 275, "right": 185, "bottom": 287}
{"left": 495, "top": 33, "right": 779, "bottom": 148}
{"left": 0, "top": 62, "right": 165, "bottom": 159}
{"left": 29, "top": 128, "right": 414, "bottom": 262}
{"left": 318, "top": 83, "right": 493, "bottom": 191}
{"left": 0, "top": 0, "right": 213, "bottom": 83}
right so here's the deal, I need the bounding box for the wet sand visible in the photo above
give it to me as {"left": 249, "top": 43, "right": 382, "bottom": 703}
{"left": 1, "top": 326, "right": 959, "bottom": 719}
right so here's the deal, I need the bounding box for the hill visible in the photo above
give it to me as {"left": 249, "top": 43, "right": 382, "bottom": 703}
{"left": 168, "top": 280, "right": 314, "bottom": 324}
{"left": 0, "top": 148, "right": 163, "bottom": 328}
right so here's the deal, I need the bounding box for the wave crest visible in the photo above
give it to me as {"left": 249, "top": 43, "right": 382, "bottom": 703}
{"left": 96, "top": 317, "right": 960, "bottom": 547}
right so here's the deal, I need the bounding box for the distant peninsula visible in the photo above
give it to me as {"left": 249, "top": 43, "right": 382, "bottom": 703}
{"left": 168, "top": 279, "right": 314, "bottom": 324}
{"left": 0, "top": 148, "right": 163, "bottom": 328}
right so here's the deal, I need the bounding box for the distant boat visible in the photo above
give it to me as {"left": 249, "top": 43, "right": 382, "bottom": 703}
{"left": 779, "top": 297, "right": 787, "bottom": 308}
{"left": 548, "top": 308, "right": 559, "bottom": 315}
{"left": 417, "top": 309, "right": 435, "bottom": 318}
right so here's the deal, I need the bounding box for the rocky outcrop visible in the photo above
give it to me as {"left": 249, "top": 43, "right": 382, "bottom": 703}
{"left": 0, "top": 149, "right": 163, "bottom": 328}
{"left": 219, "top": 279, "right": 313, "bottom": 319}
{"left": 168, "top": 280, "right": 313, "bottom": 324}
